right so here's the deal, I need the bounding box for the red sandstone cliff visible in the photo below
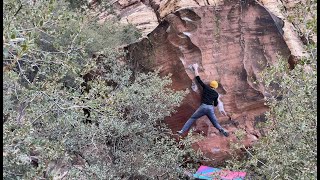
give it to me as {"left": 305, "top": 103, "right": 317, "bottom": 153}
{"left": 124, "top": 0, "right": 291, "bottom": 164}
{"left": 91, "top": 0, "right": 304, "bottom": 164}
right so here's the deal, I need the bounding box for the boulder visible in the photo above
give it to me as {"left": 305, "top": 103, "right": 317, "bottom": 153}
{"left": 125, "top": 0, "right": 291, "bottom": 164}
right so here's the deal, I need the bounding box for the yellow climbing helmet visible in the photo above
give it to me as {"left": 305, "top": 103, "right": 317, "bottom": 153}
{"left": 210, "top": 80, "right": 218, "bottom": 89}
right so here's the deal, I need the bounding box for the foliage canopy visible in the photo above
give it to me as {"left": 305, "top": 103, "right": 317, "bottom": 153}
{"left": 3, "top": 0, "right": 203, "bottom": 179}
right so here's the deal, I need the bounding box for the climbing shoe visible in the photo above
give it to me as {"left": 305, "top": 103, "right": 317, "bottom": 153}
{"left": 219, "top": 129, "right": 229, "bottom": 137}
{"left": 177, "top": 130, "right": 183, "bottom": 135}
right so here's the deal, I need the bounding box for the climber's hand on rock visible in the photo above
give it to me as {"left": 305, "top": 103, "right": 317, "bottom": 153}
{"left": 192, "top": 63, "right": 199, "bottom": 70}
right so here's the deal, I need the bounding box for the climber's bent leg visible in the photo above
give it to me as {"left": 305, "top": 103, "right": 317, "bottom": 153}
{"left": 180, "top": 104, "right": 206, "bottom": 133}
{"left": 206, "top": 106, "right": 223, "bottom": 131}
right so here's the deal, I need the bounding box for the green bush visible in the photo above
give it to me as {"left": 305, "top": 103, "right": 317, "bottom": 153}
{"left": 3, "top": 0, "right": 203, "bottom": 179}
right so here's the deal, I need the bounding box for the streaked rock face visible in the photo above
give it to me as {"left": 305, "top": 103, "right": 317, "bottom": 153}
{"left": 93, "top": 0, "right": 306, "bottom": 58}
{"left": 124, "top": 0, "right": 291, "bottom": 164}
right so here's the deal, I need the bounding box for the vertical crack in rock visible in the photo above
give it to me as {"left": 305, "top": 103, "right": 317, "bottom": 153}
{"left": 239, "top": 3, "right": 245, "bottom": 51}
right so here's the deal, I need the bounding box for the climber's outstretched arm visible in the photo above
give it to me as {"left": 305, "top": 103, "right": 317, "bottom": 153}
{"left": 193, "top": 63, "right": 206, "bottom": 88}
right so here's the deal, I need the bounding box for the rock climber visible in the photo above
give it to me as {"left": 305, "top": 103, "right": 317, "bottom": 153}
{"left": 177, "top": 63, "right": 229, "bottom": 137}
